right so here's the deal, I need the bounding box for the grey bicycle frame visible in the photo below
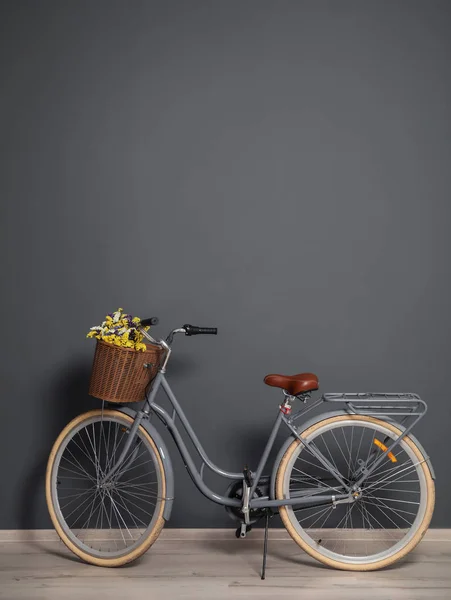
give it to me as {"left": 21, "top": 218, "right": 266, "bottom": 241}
{"left": 104, "top": 333, "right": 431, "bottom": 514}
{"left": 137, "top": 372, "right": 350, "bottom": 510}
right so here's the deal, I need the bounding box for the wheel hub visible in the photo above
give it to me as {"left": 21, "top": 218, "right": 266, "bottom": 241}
{"left": 98, "top": 481, "right": 116, "bottom": 491}
{"left": 224, "top": 479, "right": 268, "bottom": 524}
{"left": 351, "top": 486, "right": 363, "bottom": 500}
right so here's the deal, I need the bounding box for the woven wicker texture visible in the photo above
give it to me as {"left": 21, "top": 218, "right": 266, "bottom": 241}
{"left": 89, "top": 340, "right": 163, "bottom": 403}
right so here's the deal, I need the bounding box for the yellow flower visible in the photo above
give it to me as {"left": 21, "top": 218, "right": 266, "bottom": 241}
{"left": 88, "top": 309, "right": 152, "bottom": 351}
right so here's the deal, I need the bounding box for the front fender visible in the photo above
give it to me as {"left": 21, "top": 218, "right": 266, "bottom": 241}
{"left": 270, "top": 409, "right": 435, "bottom": 500}
{"left": 115, "top": 406, "right": 174, "bottom": 521}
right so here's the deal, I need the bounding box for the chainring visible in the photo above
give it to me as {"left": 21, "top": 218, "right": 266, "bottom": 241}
{"left": 224, "top": 479, "right": 269, "bottom": 524}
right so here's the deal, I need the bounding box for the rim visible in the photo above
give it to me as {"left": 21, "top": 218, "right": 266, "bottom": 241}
{"left": 282, "top": 418, "right": 428, "bottom": 565}
{"left": 50, "top": 413, "right": 163, "bottom": 559}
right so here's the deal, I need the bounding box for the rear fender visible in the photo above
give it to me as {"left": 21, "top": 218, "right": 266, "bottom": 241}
{"left": 270, "top": 409, "right": 435, "bottom": 500}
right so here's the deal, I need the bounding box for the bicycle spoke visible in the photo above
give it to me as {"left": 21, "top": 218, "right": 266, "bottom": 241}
{"left": 348, "top": 426, "right": 354, "bottom": 477}
{"left": 84, "top": 425, "right": 101, "bottom": 481}
{"left": 364, "top": 460, "right": 408, "bottom": 484}
{"left": 295, "top": 455, "right": 333, "bottom": 474}
{"left": 115, "top": 457, "right": 156, "bottom": 480}
{"left": 64, "top": 488, "right": 101, "bottom": 525}
{"left": 116, "top": 470, "right": 158, "bottom": 485}
{"left": 368, "top": 495, "right": 419, "bottom": 507}
{"left": 60, "top": 453, "right": 96, "bottom": 482}
{"left": 297, "top": 504, "right": 333, "bottom": 523}
{"left": 68, "top": 436, "right": 100, "bottom": 473}
{"left": 59, "top": 464, "right": 93, "bottom": 479}
{"left": 59, "top": 487, "right": 96, "bottom": 508}
{"left": 364, "top": 494, "right": 417, "bottom": 519}
{"left": 363, "top": 496, "right": 413, "bottom": 528}
{"left": 330, "top": 428, "right": 352, "bottom": 474}
{"left": 363, "top": 460, "right": 425, "bottom": 494}
{"left": 104, "top": 422, "right": 123, "bottom": 474}
{"left": 291, "top": 466, "right": 344, "bottom": 493}
{"left": 313, "top": 504, "right": 336, "bottom": 530}
{"left": 115, "top": 487, "right": 158, "bottom": 504}
{"left": 104, "top": 419, "right": 112, "bottom": 474}
{"left": 79, "top": 490, "right": 102, "bottom": 541}
{"left": 315, "top": 435, "right": 340, "bottom": 475}
{"left": 106, "top": 493, "right": 130, "bottom": 547}
{"left": 101, "top": 491, "right": 119, "bottom": 551}
{"left": 375, "top": 487, "right": 420, "bottom": 494}
{"left": 360, "top": 499, "right": 400, "bottom": 541}
{"left": 352, "top": 426, "right": 365, "bottom": 474}
{"left": 114, "top": 489, "right": 154, "bottom": 521}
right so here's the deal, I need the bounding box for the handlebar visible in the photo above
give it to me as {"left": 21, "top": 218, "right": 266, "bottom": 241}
{"left": 183, "top": 324, "right": 218, "bottom": 336}
{"left": 141, "top": 317, "right": 159, "bottom": 327}
{"left": 138, "top": 318, "right": 218, "bottom": 345}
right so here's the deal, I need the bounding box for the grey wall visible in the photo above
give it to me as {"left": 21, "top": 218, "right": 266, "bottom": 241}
{"left": 1, "top": 0, "right": 450, "bottom": 529}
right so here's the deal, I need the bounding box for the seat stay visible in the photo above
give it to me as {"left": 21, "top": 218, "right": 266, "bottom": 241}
{"left": 282, "top": 416, "right": 351, "bottom": 491}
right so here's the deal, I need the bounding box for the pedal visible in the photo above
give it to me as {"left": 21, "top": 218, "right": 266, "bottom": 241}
{"left": 236, "top": 524, "right": 252, "bottom": 538}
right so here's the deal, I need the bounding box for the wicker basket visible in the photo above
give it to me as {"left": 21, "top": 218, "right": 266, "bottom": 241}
{"left": 89, "top": 340, "right": 164, "bottom": 403}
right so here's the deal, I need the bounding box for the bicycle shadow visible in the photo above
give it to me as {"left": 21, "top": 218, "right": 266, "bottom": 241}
{"left": 18, "top": 358, "right": 97, "bottom": 561}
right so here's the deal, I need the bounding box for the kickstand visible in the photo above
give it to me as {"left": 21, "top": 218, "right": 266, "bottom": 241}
{"left": 261, "top": 510, "right": 270, "bottom": 580}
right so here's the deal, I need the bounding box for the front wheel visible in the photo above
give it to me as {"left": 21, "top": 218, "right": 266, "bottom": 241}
{"left": 276, "top": 415, "right": 435, "bottom": 570}
{"left": 46, "top": 409, "right": 166, "bottom": 567}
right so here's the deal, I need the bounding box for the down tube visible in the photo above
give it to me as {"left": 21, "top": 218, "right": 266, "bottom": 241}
{"left": 148, "top": 375, "right": 242, "bottom": 508}
{"left": 160, "top": 376, "right": 243, "bottom": 480}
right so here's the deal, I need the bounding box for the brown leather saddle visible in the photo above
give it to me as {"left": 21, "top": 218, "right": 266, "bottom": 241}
{"left": 264, "top": 372, "right": 319, "bottom": 396}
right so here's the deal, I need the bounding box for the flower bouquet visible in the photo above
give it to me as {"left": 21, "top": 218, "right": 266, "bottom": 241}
{"left": 87, "top": 308, "right": 149, "bottom": 351}
{"left": 88, "top": 308, "right": 163, "bottom": 403}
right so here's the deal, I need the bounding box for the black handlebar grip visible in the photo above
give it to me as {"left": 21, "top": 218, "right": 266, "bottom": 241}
{"left": 183, "top": 324, "right": 218, "bottom": 336}
{"left": 141, "top": 317, "right": 159, "bottom": 327}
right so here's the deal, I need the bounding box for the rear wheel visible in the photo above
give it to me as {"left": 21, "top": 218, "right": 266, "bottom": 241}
{"left": 46, "top": 409, "right": 166, "bottom": 567}
{"left": 276, "top": 415, "right": 434, "bottom": 570}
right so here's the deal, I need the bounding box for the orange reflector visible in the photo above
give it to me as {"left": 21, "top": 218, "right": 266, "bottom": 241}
{"left": 373, "top": 439, "right": 397, "bottom": 463}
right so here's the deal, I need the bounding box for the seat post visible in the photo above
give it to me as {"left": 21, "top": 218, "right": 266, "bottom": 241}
{"left": 279, "top": 391, "right": 294, "bottom": 415}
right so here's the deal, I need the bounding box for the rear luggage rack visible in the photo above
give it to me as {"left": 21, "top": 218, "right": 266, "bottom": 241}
{"left": 287, "top": 391, "right": 429, "bottom": 474}
{"left": 322, "top": 392, "right": 427, "bottom": 418}
{"left": 317, "top": 392, "right": 430, "bottom": 482}
{"left": 321, "top": 392, "right": 428, "bottom": 449}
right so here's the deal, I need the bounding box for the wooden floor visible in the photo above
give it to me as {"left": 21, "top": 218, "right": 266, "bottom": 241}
{"left": 1, "top": 531, "right": 451, "bottom": 600}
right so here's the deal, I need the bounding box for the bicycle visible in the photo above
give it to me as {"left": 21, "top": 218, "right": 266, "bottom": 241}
{"left": 46, "top": 318, "right": 435, "bottom": 577}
